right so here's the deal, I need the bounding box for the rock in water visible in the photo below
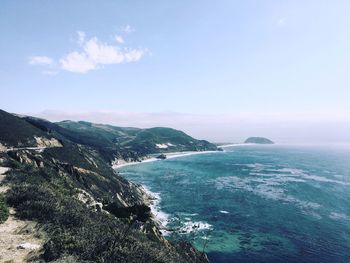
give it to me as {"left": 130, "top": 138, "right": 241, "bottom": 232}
{"left": 156, "top": 154, "right": 167, "bottom": 159}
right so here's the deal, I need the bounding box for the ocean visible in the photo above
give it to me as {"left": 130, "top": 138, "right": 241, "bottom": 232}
{"left": 117, "top": 144, "right": 350, "bottom": 263}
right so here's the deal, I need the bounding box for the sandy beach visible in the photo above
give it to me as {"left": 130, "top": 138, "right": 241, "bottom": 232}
{"left": 112, "top": 150, "right": 219, "bottom": 169}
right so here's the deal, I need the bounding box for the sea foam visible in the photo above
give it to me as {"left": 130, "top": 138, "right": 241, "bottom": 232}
{"left": 140, "top": 185, "right": 170, "bottom": 231}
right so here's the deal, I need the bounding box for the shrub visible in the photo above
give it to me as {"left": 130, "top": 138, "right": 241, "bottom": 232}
{"left": 0, "top": 193, "right": 9, "bottom": 223}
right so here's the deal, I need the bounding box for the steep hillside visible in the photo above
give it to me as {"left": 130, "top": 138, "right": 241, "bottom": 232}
{"left": 0, "top": 110, "right": 61, "bottom": 148}
{"left": 0, "top": 110, "right": 208, "bottom": 262}
{"left": 23, "top": 117, "right": 137, "bottom": 163}
{"left": 55, "top": 120, "right": 140, "bottom": 149}
{"left": 124, "top": 127, "right": 217, "bottom": 153}
{"left": 57, "top": 121, "right": 217, "bottom": 154}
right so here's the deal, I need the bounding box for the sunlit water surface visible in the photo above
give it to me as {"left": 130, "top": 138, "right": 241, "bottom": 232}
{"left": 118, "top": 145, "right": 350, "bottom": 263}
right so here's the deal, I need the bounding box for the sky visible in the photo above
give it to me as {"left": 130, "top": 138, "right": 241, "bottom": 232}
{"left": 1, "top": 1, "right": 350, "bottom": 143}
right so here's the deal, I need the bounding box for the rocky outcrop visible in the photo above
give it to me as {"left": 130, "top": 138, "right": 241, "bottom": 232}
{"left": 34, "top": 136, "right": 62, "bottom": 148}
{"left": 156, "top": 154, "right": 167, "bottom": 159}
{"left": 0, "top": 144, "right": 6, "bottom": 153}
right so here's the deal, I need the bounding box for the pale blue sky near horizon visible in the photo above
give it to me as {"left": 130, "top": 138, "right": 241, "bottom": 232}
{"left": 1, "top": 1, "right": 350, "bottom": 142}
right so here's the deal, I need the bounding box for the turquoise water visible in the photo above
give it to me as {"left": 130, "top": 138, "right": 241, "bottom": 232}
{"left": 118, "top": 145, "right": 350, "bottom": 263}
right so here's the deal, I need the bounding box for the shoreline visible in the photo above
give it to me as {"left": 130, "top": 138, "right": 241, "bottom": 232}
{"left": 218, "top": 143, "right": 257, "bottom": 148}
{"left": 138, "top": 184, "right": 213, "bottom": 237}
{"left": 138, "top": 185, "right": 171, "bottom": 235}
{"left": 114, "top": 150, "right": 220, "bottom": 236}
{"left": 112, "top": 150, "right": 219, "bottom": 169}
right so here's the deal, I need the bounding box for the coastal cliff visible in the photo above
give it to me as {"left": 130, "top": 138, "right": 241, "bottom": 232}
{"left": 0, "top": 109, "right": 209, "bottom": 262}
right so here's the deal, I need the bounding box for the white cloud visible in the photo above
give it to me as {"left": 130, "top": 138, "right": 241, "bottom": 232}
{"left": 84, "top": 37, "right": 124, "bottom": 64}
{"left": 59, "top": 32, "right": 146, "bottom": 73}
{"left": 124, "top": 49, "right": 145, "bottom": 62}
{"left": 115, "top": 35, "right": 124, "bottom": 44}
{"left": 28, "top": 30, "right": 147, "bottom": 74}
{"left": 29, "top": 56, "right": 53, "bottom": 65}
{"left": 60, "top": 51, "right": 97, "bottom": 73}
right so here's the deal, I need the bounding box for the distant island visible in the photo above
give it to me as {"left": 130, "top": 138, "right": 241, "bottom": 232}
{"left": 244, "top": 137, "right": 274, "bottom": 144}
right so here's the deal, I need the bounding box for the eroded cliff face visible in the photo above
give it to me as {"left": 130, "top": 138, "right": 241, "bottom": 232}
{"left": 0, "top": 143, "right": 6, "bottom": 153}
{"left": 34, "top": 136, "right": 62, "bottom": 148}
{"left": 5, "top": 146, "right": 146, "bottom": 207}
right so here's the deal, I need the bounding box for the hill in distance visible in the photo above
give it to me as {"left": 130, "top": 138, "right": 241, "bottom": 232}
{"left": 23, "top": 117, "right": 218, "bottom": 163}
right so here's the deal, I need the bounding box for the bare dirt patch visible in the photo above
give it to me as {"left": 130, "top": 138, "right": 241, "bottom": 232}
{"left": 0, "top": 209, "right": 44, "bottom": 262}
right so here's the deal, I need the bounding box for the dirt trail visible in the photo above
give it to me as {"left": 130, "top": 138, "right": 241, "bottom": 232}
{"left": 0, "top": 168, "right": 44, "bottom": 262}
{"left": 0, "top": 208, "right": 44, "bottom": 263}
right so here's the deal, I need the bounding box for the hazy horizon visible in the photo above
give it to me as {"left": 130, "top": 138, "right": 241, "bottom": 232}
{"left": 12, "top": 109, "right": 349, "bottom": 144}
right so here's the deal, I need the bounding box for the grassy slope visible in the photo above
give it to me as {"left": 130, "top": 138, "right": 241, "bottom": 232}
{"left": 57, "top": 121, "right": 217, "bottom": 155}
{"left": 0, "top": 194, "right": 9, "bottom": 223}
{"left": 57, "top": 120, "right": 140, "bottom": 148}
{"left": 0, "top": 110, "right": 53, "bottom": 147}
{"left": 128, "top": 127, "right": 217, "bottom": 152}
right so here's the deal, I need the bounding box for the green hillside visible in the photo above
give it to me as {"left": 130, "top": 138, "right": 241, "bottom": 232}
{"left": 0, "top": 110, "right": 55, "bottom": 147}
{"left": 55, "top": 120, "right": 218, "bottom": 162}
{"left": 126, "top": 127, "right": 217, "bottom": 153}
{"left": 56, "top": 121, "right": 217, "bottom": 153}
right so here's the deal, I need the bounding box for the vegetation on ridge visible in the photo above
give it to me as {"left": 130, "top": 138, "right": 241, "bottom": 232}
{"left": 0, "top": 109, "right": 55, "bottom": 147}
{"left": 22, "top": 117, "right": 218, "bottom": 164}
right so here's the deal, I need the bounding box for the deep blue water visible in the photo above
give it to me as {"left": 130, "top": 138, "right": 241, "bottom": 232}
{"left": 118, "top": 145, "right": 350, "bottom": 263}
